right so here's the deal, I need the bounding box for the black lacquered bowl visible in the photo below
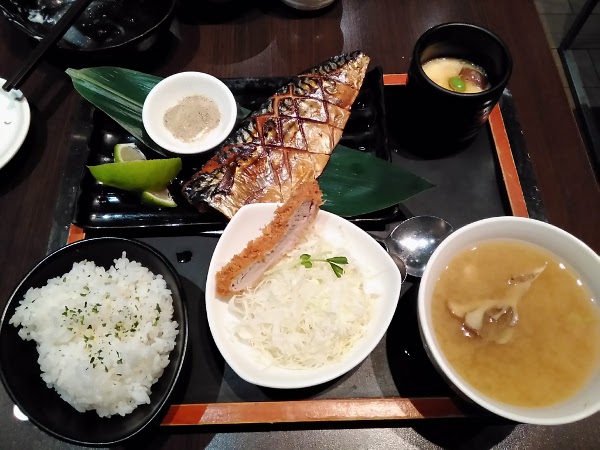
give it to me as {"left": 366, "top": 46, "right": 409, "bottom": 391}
{"left": 0, "top": 237, "right": 188, "bottom": 446}
{"left": 0, "top": 0, "right": 176, "bottom": 53}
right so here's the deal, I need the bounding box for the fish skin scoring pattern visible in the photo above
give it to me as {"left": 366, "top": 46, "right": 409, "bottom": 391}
{"left": 181, "top": 51, "right": 370, "bottom": 219}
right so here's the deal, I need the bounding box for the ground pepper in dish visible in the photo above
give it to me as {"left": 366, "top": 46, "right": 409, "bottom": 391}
{"left": 163, "top": 95, "right": 221, "bottom": 142}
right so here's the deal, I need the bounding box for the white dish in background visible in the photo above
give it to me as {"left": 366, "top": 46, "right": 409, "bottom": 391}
{"left": 281, "top": 0, "right": 337, "bottom": 10}
{"left": 142, "top": 72, "right": 237, "bottom": 154}
{"left": 0, "top": 78, "right": 30, "bottom": 170}
{"left": 205, "top": 203, "right": 402, "bottom": 389}
{"left": 418, "top": 216, "right": 600, "bottom": 425}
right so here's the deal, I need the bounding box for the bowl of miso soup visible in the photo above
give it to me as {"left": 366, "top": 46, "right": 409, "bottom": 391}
{"left": 418, "top": 216, "right": 600, "bottom": 425}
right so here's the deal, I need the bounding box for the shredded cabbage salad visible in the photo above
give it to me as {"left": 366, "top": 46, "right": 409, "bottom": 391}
{"left": 228, "top": 232, "right": 375, "bottom": 369}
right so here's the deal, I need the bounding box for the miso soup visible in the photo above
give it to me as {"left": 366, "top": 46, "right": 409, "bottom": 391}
{"left": 422, "top": 58, "right": 490, "bottom": 93}
{"left": 432, "top": 239, "right": 600, "bottom": 407}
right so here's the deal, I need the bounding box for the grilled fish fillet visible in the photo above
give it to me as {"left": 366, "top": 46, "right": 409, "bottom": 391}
{"left": 182, "top": 51, "right": 370, "bottom": 218}
{"left": 215, "top": 180, "right": 323, "bottom": 297}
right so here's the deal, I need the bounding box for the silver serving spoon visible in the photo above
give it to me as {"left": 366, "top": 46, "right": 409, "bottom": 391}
{"left": 370, "top": 216, "right": 454, "bottom": 280}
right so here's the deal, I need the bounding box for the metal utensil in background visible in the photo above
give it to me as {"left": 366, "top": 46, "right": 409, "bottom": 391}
{"left": 0, "top": 0, "right": 177, "bottom": 57}
{"left": 2, "top": 0, "right": 93, "bottom": 92}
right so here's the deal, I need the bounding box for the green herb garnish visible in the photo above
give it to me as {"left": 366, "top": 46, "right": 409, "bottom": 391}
{"left": 299, "top": 254, "right": 348, "bottom": 278}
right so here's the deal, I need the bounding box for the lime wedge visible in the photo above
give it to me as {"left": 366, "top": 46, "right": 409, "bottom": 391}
{"left": 141, "top": 188, "right": 177, "bottom": 207}
{"left": 114, "top": 143, "right": 146, "bottom": 163}
{"left": 88, "top": 158, "right": 182, "bottom": 191}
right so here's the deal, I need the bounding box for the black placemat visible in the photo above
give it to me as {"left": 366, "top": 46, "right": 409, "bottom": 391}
{"left": 83, "top": 85, "right": 545, "bottom": 406}
{"left": 55, "top": 71, "right": 547, "bottom": 414}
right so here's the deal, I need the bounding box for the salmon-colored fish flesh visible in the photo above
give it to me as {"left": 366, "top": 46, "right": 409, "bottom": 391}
{"left": 181, "top": 51, "right": 370, "bottom": 218}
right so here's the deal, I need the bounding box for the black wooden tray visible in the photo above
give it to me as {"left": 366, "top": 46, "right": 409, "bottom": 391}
{"left": 46, "top": 73, "right": 545, "bottom": 427}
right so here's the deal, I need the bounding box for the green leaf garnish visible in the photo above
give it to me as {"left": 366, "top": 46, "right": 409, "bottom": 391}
{"left": 300, "top": 254, "right": 348, "bottom": 277}
{"left": 326, "top": 256, "right": 348, "bottom": 265}
{"left": 330, "top": 263, "right": 345, "bottom": 278}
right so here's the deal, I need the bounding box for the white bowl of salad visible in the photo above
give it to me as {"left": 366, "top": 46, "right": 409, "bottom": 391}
{"left": 205, "top": 203, "right": 402, "bottom": 389}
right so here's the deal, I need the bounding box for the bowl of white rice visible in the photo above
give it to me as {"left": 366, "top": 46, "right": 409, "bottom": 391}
{"left": 0, "top": 237, "right": 188, "bottom": 446}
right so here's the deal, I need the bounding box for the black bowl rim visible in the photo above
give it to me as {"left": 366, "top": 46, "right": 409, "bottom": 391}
{"left": 0, "top": 0, "right": 177, "bottom": 53}
{"left": 0, "top": 236, "right": 189, "bottom": 446}
{"left": 411, "top": 21, "right": 514, "bottom": 100}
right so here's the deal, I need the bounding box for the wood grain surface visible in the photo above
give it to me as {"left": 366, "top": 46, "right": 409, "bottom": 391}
{"left": 0, "top": 0, "right": 598, "bottom": 448}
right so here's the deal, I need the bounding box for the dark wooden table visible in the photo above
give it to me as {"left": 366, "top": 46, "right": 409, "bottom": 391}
{"left": 1, "top": 0, "right": 598, "bottom": 448}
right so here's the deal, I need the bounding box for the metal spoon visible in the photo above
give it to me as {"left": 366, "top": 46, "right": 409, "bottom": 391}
{"left": 370, "top": 215, "right": 454, "bottom": 279}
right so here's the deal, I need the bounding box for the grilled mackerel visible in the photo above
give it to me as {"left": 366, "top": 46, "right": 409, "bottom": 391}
{"left": 181, "top": 51, "right": 370, "bottom": 219}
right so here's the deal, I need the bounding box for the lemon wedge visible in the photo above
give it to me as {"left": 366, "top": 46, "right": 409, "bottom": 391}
{"left": 114, "top": 143, "right": 146, "bottom": 163}
{"left": 141, "top": 189, "right": 177, "bottom": 207}
{"left": 88, "top": 158, "right": 182, "bottom": 192}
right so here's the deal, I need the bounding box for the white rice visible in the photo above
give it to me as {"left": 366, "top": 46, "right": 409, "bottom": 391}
{"left": 9, "top": 253, "right": 179, "bottom": 417}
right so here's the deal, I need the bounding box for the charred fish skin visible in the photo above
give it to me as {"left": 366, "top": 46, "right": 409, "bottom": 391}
{"left": 181, "top": 51, "right": 370, "bottom": 218}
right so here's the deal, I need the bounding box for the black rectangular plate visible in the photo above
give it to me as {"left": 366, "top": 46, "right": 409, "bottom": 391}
{"left": 71, "top": 67, "right": 399, "bottom": 232}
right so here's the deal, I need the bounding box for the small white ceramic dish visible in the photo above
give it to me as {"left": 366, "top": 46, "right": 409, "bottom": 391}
{"left": 206, "top": 203, "right": 402, "bottom": 389}
{"left": 418, "top": 216, "right": 600, "bottom": 425}
{"left": 142, "top": 72, "right": 236, "bottom": 154}
{"left": 0, "top": 78, "right": 30, "bottom": 170}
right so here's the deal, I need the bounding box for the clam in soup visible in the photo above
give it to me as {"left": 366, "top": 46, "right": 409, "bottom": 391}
{"left": 422, "top": 58, "right": 490, "bottom": 93}
{"left": 432, "top": 239, "right": 600, "bottom": 408}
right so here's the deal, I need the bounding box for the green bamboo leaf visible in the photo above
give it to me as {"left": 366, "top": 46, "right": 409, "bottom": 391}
{"left": 66, "top": 67, "right": 166, "bottom": 154}
{"left": 319, "top": 145, "right": 434, "bottom": 217}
